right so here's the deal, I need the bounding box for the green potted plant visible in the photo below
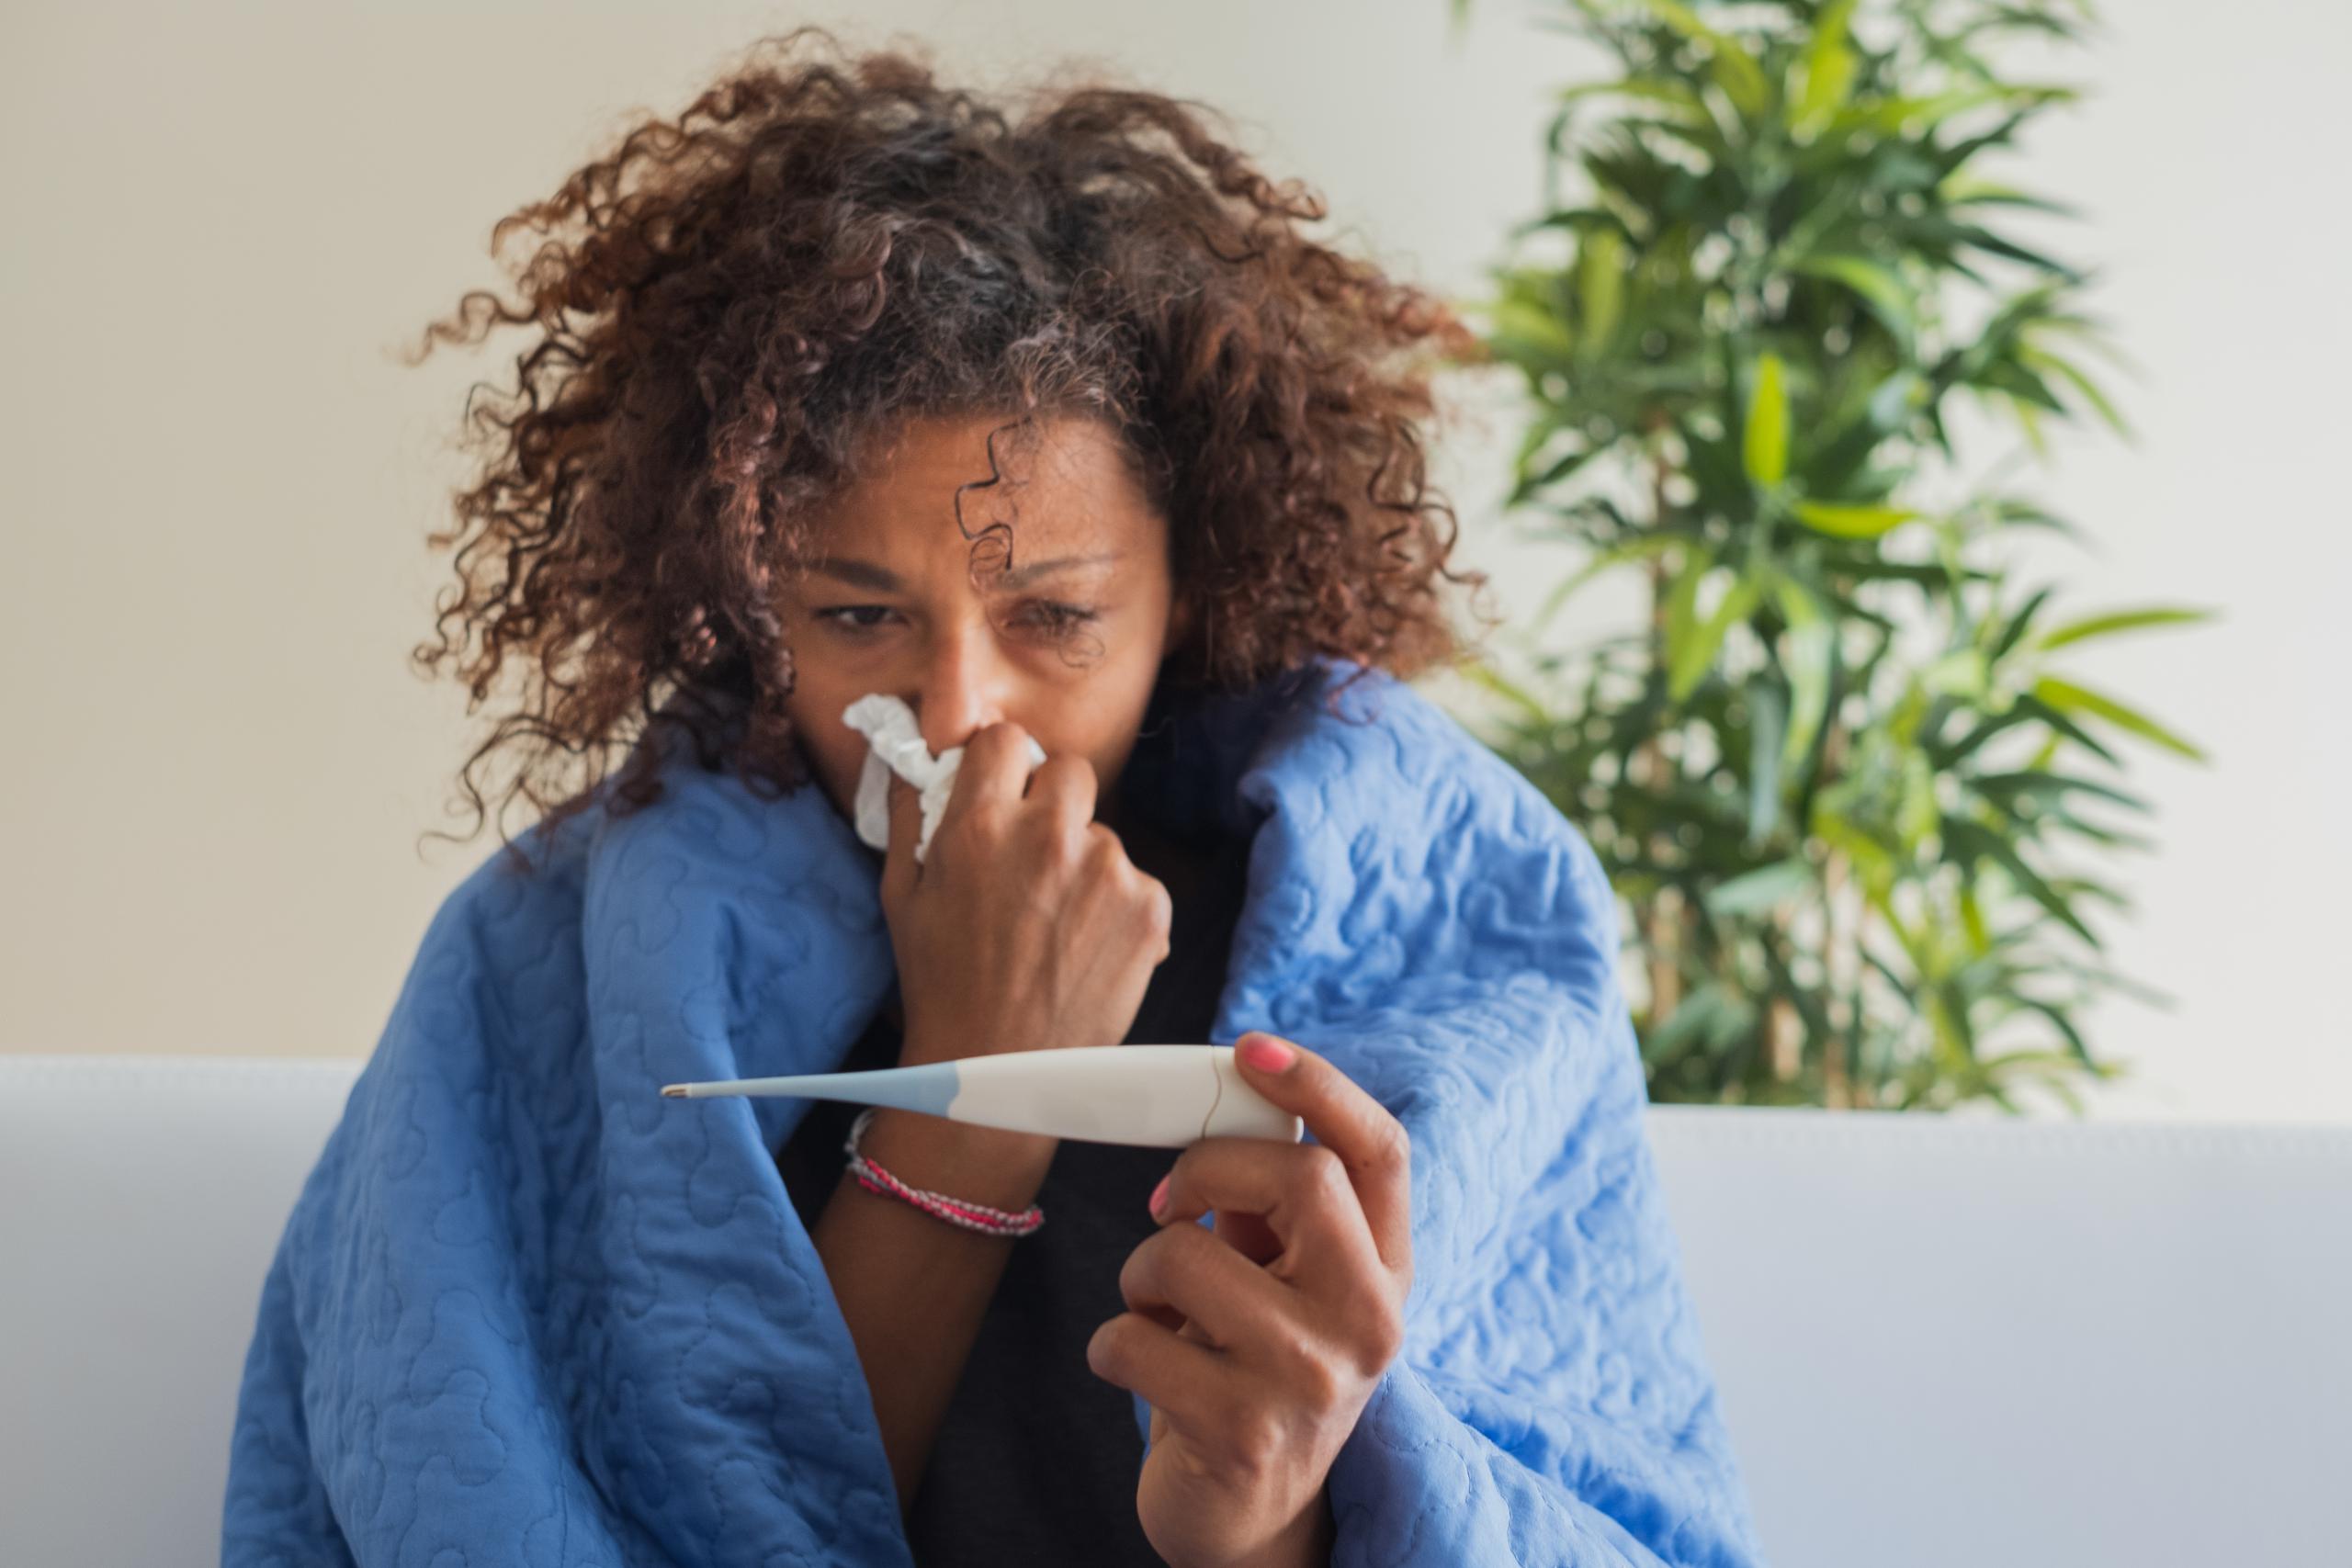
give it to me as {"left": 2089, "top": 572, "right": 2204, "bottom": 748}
{"left": 1447, "top": 0, "right": 2213, "bottom": 1111}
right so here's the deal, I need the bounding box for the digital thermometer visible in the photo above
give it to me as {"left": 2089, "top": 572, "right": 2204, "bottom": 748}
{"left": 662, "top": 1044, "right": 1303, "bottom": 1147}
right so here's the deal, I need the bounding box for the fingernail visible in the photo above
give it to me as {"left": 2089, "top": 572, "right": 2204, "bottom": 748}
{"left": 1148, "top": 1173, "right": 1170, "bottom": 1217}
{"left": 1238, "top": 1034, "right": 1295, "bottom": 1072}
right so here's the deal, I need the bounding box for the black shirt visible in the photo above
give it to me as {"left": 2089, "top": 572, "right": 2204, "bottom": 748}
{"left": 775, "top": 821, "right": 1254, "bottom": 1567}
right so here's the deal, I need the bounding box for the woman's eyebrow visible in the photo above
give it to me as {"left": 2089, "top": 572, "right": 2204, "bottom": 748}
{"left": 810, "top": 551, "right": 1125, "bottom": 591}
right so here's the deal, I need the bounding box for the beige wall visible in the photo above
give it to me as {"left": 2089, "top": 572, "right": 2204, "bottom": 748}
{"left": 4, "top": 1, "right": 2344, "bottom": 1122}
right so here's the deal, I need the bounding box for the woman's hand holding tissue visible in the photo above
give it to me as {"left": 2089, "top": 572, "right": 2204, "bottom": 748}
{"left": 1088, "top": 1032, "right": 1415, "bottom": 1568}
{"left": 876, "top": 718, "right": 1174, "bottom": 1074}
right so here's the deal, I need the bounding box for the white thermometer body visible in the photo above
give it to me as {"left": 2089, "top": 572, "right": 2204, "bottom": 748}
{"left": 663, "top": 1044, "right": 1303, "bottom": 1147}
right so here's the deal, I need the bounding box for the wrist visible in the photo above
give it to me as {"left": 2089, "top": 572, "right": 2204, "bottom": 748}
{"left": 1205, "top": 1484, "right": 1335, "bottom": 1568}
{"left": 855, "top": 1107, "right": 1057, "bottom": 1214}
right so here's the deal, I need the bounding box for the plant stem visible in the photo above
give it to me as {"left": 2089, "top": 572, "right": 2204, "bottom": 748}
{"left": 1821, "top": 844, "right": 1852, "bottom": 1109}
{"left": 1770, "top": 996, "right": 1801, "bottom": 1085}
{"left": 1818, "top": 720, "right": 1862, "bottom": 1108}
{"left": 1640, "top": 443, "right": 1681, "bottom": 1032}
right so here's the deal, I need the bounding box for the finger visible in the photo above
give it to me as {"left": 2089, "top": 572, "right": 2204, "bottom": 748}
{"left": 1213, "top": 1208, "right": 1283, "bottom": 1267}
{"left": 1229, "top": 1032, "right": 1413, "bottom": 1276}
{"left": 1117, "top": 1222, "right": 1288, "bottom": 1353}
{"left": 931, "top": 721, "right": 1035, "bottom": 839}
{"left": 1022, "top": 751, "right": 1098, "bottom": 831}
{"left": 879, "top": 767, "right": 923, "bottom": 903}
{"left": 1156, "top": 1137, "right": 1379, "bottom": 1281}
{"left": 1085, "top": 1310, "right": 1239, "bottom": 1438}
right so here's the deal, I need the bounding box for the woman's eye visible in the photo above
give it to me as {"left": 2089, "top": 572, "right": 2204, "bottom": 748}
{"left": 815, "top": 605, "right": 898, "bottom": 634}
{"left": 1023, "top": 602, "right": 1101, "bottom": 633}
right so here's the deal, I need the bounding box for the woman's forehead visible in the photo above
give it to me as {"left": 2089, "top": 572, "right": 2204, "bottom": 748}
{"left": 809, "top": 412, "right": 1165, "bottom": 559}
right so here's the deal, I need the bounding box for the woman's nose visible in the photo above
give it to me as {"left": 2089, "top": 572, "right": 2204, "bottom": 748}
{"left": 911, "top": 627, "right": 1008, "bottom": 759}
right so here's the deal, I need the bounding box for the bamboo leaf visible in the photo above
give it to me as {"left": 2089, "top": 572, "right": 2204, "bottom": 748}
{"left": 1704, "top": 855, "right": 1813, "bottom": 917}
{"left": 1661, "top": 549, "right": 1709, "bottom": 698}
{"left": 1790, "top": 254, "right": 1917, "bottom": 353}
{"left": 1990, "top": 583, "right": 2057, "bottom": 662}
{"left": 2017, "top": 997, "right": 2095, "bottom": 1067}
{"left": 1922, "top": 648, "right": 1987, "bottom": 699}
{"left": 1555, "top": 75, "right": 1711, "bottom": 123}
{"left": 2045, "top": 961, "right": 2176, "bottom": 1013}
{"left": 1628, "top": 0, "right": 1771, "bottom": 116}
{"left": 1971, "top": 769, "right": 2153, "bottom": 815}
{"left": 1860, "top": 938, "right": 1915, "bottom": 1000}
{"left": 2023, "top": 344, "right": 2133, "bottom": 439}
{"left": 1794, "top": 0, "right": 1860, "bottom": 134}
{"left": 1772, "top": 577, "right": 1834, "bottom": 769}
{"left": 2010, "top": 692, "right": 2121, "bottom": 766}
{"left": 1852, "top": 85, "right": 2013, "bottom": 136}
{"left": 1669, "top": 569, "right": 1763, "bottom": 702}
{"left": 1959, "top": 883, "right": 1991, "bottom": 954}
{"left": 1649, "top": 982, "right": 1756, "bottom": 1056}
{"left": 1946, "top": 220, "right": 2086, "bottom": 281}
{"left": 1747, "top": 676, "right": 1785, "bottom": 845}
{"left": 1981, "top": 1050, "right": 2092, "bottom": 1114}
{"left": 2032, "top": 677, "right": 2209, "bottom": 761}
{"left": 1899, "top": 750, "right": 1940, "bottom": 850}
{"left": 1744, "top": 353, "right": 1790, "bottom": 489}
{"left": 2034, "top": 604, "right": 2215, "bottom": 653}
{"left": 1796, "top": 41, "right": 1858, "bottom": 134}
{"left": 1489, "top": 297, "right": 1578, "bottom": 367}
{"left": 1507, "top": 438, "right": 1600, "bottom": 507}
{"left": 1792, "top": 500, "right": 1917, "bottom": 538}
{"left": 1577, "top": 227, "right": 1627, "bottom": 356}
{"left": 2008, "top": 392, "right": 2049, "bottom": 456}
{"left": 1945, "top": 818, "right": 2101, "bottom": 948}
{"left": 1939, "top": 172, "right": 2081, "bottom": 218}
{"left": 1456, "top": 658, "right": 1552, "bottom": 728}
{"left": 2046, "top": 810, "right": 2160, "bottom": 852}
{"left": 1984, "top": 499, "right": 2086, "bottom": 542}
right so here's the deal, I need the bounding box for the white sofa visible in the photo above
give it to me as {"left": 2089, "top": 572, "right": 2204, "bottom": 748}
{"left": 3, "top": 1053, "right": 2346, "bottom": 1566}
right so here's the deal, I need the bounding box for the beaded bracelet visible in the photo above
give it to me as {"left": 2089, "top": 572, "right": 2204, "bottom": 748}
{"left": 842, "top": 1107, "right": 1046, "bottom": 1237}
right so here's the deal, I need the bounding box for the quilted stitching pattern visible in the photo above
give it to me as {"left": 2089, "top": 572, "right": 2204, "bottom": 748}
{"left": 222, "top": 656, "right": 1767, "bottom": 1566}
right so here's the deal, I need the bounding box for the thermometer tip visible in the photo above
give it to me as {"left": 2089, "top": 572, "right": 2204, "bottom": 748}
{"left": 660, "top": 1084, "right": 689, "bottom": 1099}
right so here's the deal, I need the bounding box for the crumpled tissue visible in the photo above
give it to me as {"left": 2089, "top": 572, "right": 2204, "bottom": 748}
{"left": 842, "top": 694, "right": 1048, "bottom": 864}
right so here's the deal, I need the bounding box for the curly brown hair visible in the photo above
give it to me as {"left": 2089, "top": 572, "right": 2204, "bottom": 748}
{"left": 404, "top": 25, "right": 1498, "bottom": 863}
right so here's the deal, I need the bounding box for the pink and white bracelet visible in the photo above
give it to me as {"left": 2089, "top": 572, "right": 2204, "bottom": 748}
{"left": 842, "top": 1107, "right": 1046, "bottom": 1237}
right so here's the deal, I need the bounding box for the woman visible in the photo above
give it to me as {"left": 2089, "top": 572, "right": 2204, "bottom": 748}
{"left": 224, "top": 27, "right": 1765, "bottom": 1568}
{"left": 769, "top": 407, "right": 1421, "bottom": 1568}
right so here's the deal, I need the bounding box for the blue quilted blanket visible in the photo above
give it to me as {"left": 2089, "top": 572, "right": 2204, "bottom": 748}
{"left": 224, "top": 655, "right": 1768, "bottom": 1566}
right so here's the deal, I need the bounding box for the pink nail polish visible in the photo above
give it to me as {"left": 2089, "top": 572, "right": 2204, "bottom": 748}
{"left": 1148, "top": 1173, "right": 1170, "bottom": 1216}
{"left": 1239, "top": 1035, "right": 1295, "bottom": 1072}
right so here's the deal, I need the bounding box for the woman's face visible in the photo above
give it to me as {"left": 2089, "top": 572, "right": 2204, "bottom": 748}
{"left": 776, "top": 411, "right": 1193, "bottom": 839}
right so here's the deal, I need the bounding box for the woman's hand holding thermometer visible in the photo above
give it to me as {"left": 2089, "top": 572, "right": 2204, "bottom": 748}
{"left": 663, "top": 1029, "right": 1412, "bottom": 1568}
{"left": 1091, "top": 1031, "right": 1414, "bottom": 1568}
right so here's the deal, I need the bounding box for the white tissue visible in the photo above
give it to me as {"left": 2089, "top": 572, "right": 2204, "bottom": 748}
{"left": 842, "top": 694, "right": 1048, "bottom": 864}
